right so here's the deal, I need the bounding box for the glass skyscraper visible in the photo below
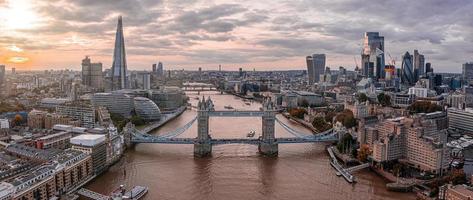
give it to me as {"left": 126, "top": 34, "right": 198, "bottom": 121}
{"left": 361, "top": 32, "right": 385, "bottom": 80}
{"left": 111, "top": 16, "right": 128, "bottom": 91}
{"left": 463, "top": 62, "right": 473, "bottom": 86}
{"left": 306, "top": 54, "right": 325, "bottom": 85}
{"left": 401, "top": 51, "right": 415, "bottom": 85}
{"left": 413, "top": 49, "right": 425, "bottom": 80}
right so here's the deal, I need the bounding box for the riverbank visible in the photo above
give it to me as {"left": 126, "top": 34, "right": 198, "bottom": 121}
{"left": 281, "top": 112, "right": 320, "bottom": 133}
{"left": 139, "top": 106, "right": 187, "bottom": 133}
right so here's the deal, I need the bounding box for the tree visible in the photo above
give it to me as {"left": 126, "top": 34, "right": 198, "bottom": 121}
{"left": 325, "top": 112, "right": 336, "bottom": 123}
{"left": 357, "top": 144, "right": 370, "bottom": 162}
{"left": 131, "top": 115, "right": 145, "bottom": 126}
{"left": 377, "top": 93, "right": 391, "bottom": 106}
{"left": 357, "top": 93, "right": 368, "bottom": 102}
{"left": 335, "top": 109, "right": 357, "bottom": 129}
{"left": 408, "top": 101, "right": 442, "bottom": 114}
{"left": 312, "top": 117, "right": 331, "bottom": 132}
{"left": 13, "top": 114, "right": 23, "bottom": 126}
{"left": 289, "top": 108, "right": 307, "bottom": 119}
{"left": 300, "top": 99, "right": 309, "bottom": 107}
{"left": 337, "top": 134, "right": 354, "bottom": 153}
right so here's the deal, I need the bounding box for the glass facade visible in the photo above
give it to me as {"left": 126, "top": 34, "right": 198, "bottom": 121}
{"left": 133, "top": 97, "right": 161, "bottom": 121}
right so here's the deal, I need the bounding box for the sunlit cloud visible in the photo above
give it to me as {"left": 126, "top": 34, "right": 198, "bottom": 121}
{"left": 6, "top": 45, "right": 23, "bottom": 52}
{"left": 0, "top": 0, "right": 472, "bottom": 71}
{"left": 7, "top": 56, "right": 29, "bottom": 63}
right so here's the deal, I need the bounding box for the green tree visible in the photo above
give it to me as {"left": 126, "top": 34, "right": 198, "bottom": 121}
{"left": 377, "top": 93, "right": 391, "bottom": 106}
{"left": 408, "top": 101, "right": 442, "bottom": 114}
{"left": 131, "top": 115, "right": 145, "bottom": 126}
{"left": 357, "top": 93, "right": 368, "bottom": 102}
{"left": 337, "top": 134, "right": 354, "bottom": 153}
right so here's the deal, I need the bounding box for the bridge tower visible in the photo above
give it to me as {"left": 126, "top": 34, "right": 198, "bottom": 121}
{"left": 259, "top": 98, "right": 278, "bottom": 156}
{"left": 123, "top": 122, "right": 135, "bottom": 148}
{"left": 194, "top": 96, "right": 214, "bottom": 157}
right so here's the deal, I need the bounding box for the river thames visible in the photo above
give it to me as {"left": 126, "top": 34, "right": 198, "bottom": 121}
{"left": 86, "top": 91, "right": 415, "bottom": 200}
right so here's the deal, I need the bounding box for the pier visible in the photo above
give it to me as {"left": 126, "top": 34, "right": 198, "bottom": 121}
{"left": 77, "top": 188, "right": 110, "bottom": 200}
{"left": 327, "top": 147, "right": 369, "bottom": 183}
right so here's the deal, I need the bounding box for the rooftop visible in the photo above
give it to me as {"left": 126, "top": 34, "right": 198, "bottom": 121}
{"left": 70, "top": 134, "right": 106, "bottom": 147}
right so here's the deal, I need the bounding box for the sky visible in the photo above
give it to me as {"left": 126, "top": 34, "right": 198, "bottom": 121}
{"left": 0, "top": 0, "right": 472, "bottom": 72}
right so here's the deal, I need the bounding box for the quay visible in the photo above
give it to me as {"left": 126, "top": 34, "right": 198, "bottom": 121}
{"left": 327, "top": 147, "right": 369, "bottom": 183}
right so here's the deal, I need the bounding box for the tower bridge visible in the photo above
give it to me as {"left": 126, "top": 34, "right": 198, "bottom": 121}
{"left": 124, "top": 97, "right": 339, "bottom": 157}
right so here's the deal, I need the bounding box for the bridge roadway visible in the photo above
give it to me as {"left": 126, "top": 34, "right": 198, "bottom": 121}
{"left": 131, "top": 137, "right": 338, "bottom": 145}
{"left": 208, "top": 111, "right": 268, "bottom": 117}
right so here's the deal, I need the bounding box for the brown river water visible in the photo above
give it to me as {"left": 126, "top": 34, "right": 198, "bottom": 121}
{"left": 85, "top": 92, "right": 415, "bottom": 200}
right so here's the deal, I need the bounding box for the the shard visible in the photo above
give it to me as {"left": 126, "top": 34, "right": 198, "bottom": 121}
{"left": 111, "top": 16, "right": 127, "bottom": 90}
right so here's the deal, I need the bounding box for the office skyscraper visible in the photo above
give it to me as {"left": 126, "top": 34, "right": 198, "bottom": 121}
{"left": 111, "top": 16, "right": 128, "bottom": 90}
{"left": 157, "top": 62, "right": 164, "bottom": 77}
{"left": 425, "top": 63, "right": 432, "bottom": 73}
{"left": 361, "top": 32, "right": 385, "bottom": 80}
{"left": 306, "top": 54, "right": 325, "bottom": 84}
{"left": 82, "top": 56, "right": 103, "bottom": 90}
{"left": 152, "top": 64, "right": 157, "bottom": 73}
{"left": 401, "top": 51, "right": 415, "bottom": 85}
{"left": 0, "top": 65, "right": 4, "bottom": 86}
{"left": 463, "top": 62, "right": 473, "bottom": 86}
{"left": 413, "top": 50, "right": 425, "bottom": 80}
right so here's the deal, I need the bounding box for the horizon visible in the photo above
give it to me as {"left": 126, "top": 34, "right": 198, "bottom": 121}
{"left": 0, "top": 0, "right": 472, "bottom": 72}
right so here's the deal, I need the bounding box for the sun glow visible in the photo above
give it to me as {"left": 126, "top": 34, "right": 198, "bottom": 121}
{"left": 0, "top": 0, "right": 42, "bottom": 30}
{"left": 7, "top": 56, "right": 30, "bottom": 64}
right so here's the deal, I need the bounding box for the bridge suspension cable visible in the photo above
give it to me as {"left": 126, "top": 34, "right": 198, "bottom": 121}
{"left": 158, "top": 116, "right": 197, "bottom": 138}
{"left": 133, "top": 116, "right": 197, "bottom": 140}
{"left": 275, "top": 118, "right": 334, "bottom": 139}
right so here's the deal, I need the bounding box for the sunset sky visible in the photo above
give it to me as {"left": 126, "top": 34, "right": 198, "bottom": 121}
{"left": 0, "top": 0, "right": 472, "bottom": 71}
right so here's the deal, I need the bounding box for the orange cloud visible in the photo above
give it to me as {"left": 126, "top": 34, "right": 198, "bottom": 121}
{"left": 7, "top": 56, "right": 30, "bottom": 64}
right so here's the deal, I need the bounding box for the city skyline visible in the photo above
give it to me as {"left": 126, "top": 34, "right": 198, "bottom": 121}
{"left": 0, "top": 0, "right": 472, "bottom": 72}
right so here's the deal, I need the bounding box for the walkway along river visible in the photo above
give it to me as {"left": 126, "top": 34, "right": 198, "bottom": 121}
{"left": 85, "top": 91, "right": 416, "bottom": 200}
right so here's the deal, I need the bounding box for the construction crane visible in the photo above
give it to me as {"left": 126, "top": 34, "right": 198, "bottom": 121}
{"left": 387, "top": 53, "right": 396, "bottom": 66}
{"left": 353, "top": 56, "right": 359, "bottom": 69}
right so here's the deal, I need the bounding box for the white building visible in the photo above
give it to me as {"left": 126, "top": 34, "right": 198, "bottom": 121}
{"left": 0, "top": 119, "right": 9, "bottom": 129}
{"left": 448, "top": 108, "right": 473, "bottom": 132}
{"left": 408, "top": 86, "right": 429, "bottom": 98}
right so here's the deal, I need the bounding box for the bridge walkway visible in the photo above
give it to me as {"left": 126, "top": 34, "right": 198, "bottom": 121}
{"left": 76, "top": 188, "right": 110, "bottom": 200}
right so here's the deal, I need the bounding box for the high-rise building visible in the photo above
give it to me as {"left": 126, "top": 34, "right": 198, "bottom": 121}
{"left": 157, "top": 62, "right": 164, "bottom": 77}
{"left": 361, "top": 32, "right": 385, "bottom": 80}
{"left": 306, "top": 56, "right": 314, "bottom": 84}
{"left": 306, "top": 54, "right": 325, "bottom": 84}
{"left": 11, "top": 67, "right": 15, "bottom": 75}
{"left": 81, "top": 56, "right": 103, "bottom": 90}
{"left": 152, "top": 64, "right": 157, "bottom": 73}
{"left": 413, "top": 50, "right": 425, "bottom": 80}
{"left": 401, "top": 51, "right": 415, "bottom": 85}
{"left": 425, "top": 62, "right": 432, "bottom": 74}
{"left": 0, "top": 65, "right": 5, "bottom": 86}
{"left": 141, "top": 72, "right": 151, "bottom": 90}
{"left": 110, "top": 16, "right": 128, "bottom": 91}
{"left": 462, "top": 62, "right": 473, "bottom": 86}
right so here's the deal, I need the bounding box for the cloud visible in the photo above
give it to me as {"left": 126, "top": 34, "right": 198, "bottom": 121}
{"left": 0, "top": 0, "right": 472, "bottom": 71}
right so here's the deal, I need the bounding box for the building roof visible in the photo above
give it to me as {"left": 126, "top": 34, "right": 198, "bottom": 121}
{"left": 70, "top": 134, "right": 106, "bottom": 147}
